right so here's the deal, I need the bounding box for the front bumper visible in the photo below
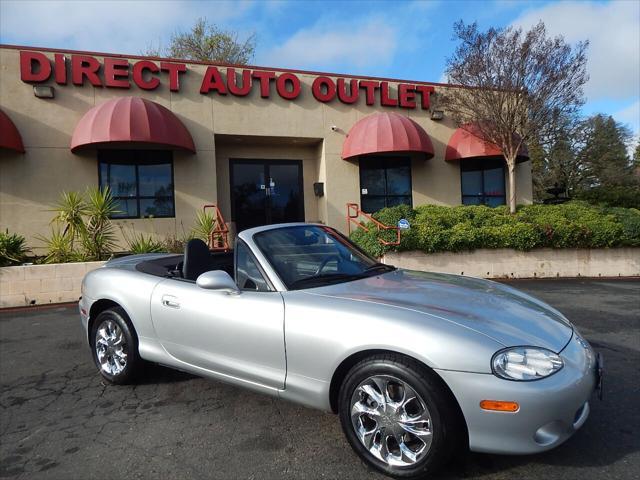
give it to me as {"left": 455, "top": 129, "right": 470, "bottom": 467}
{"left": 437, "top": 332, "right": 598, "bottom": 455}
{"left": 78, "top": 295, "right": 92, "bottom": 341}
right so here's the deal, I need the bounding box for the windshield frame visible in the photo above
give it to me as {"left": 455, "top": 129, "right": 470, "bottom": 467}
{"left": 251, "top": 225, "right": 395, "bottom": 291}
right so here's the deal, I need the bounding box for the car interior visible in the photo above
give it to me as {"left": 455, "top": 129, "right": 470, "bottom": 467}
{"left": 135, "top": 239, "right": 234, "bottom": 282}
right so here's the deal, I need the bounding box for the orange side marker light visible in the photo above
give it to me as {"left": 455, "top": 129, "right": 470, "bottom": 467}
{"left": 480, "top": 400, "right": 519, "bottom": 412}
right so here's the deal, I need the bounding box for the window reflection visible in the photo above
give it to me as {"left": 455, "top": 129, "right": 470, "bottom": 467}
{"left": 235, "top": 241, "right": 270, "bottom": 291}
{"left": 359, "top": 156, "right": 412, "bottom": 213}
{"left": 98, "top": 150, "right": 175, "bottom": 218}
{"left": 460, "top": 158, "right": 506, "bottom": 206}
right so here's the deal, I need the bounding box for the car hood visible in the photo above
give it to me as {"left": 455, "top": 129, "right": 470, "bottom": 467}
{"left": 305, "top": 269, "right": 573, "bottom": 352}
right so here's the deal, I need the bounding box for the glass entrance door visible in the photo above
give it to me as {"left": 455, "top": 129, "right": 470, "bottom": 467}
{"left": 230, "top": 160, "right": 304, "bottom": 232}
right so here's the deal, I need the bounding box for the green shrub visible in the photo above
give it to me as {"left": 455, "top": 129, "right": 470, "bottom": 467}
{"left": 446, "top": 222, "right": 480, "bottom": 251}
{"left": 576, "top": 185, "right": 640, "bottom": 209}
{"left": 349, "top": 201, "right": 640, "bottom": 257}
{"left": 350, "top": 228, "right": 386, "bottom": 258}
{"left": 500, "top": 223, "right": 542, "bottom": 250}
{"left": 373, "top": 204, "right": 419, "bottom": 251}
{"left": 607, "top": 207, "right": 640, "bottom": 246}
{"left": 0, "top": 230, "right": 31, "bottom": 266}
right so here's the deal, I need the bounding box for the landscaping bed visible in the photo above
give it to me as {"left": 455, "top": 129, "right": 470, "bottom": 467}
{"left": 351, "top": 201, "right": 640, "bottom": 258}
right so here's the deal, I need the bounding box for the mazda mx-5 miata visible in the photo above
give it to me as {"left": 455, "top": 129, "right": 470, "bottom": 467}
{"left": 79, "top": 223, "right": 601, "bottom": 478}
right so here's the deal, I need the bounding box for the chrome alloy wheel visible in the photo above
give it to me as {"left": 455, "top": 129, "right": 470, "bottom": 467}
{"left": 95, "top": 319, "right": 127, "bottom": 376}
{"left": 350, "top": 375, "right": 433, "bottom": 467}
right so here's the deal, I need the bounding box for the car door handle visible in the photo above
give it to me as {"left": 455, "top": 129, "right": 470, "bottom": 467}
{"left": 161, "top": 295, "right": 180, "bottom": 309}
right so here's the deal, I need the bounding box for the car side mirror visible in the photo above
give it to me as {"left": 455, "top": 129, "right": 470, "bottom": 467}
{"left": 196, "top": 270, "right": 240, "bottom": 295}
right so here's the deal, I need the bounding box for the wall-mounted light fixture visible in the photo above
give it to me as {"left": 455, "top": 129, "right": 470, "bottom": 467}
{"left": 313, "top": 182, "right": 325, "bottom": 197}
{"left": 430, "top": 110, "right": 444, "bottom": 121}
{"left": 33, "top": 86, "right": 55, "bottom": 99}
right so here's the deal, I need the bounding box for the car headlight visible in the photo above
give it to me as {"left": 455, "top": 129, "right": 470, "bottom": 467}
{"left": 492, "top": 347, "right": 564, "bottom": 381}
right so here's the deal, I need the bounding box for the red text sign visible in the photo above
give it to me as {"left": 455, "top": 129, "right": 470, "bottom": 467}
{"left": 20, "top": 51, "right": 434, "bottom": 110}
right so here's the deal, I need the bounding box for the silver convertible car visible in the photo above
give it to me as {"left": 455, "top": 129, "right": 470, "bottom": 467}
{"left": 79, "top": 223, "right": 601, "bottom": 478}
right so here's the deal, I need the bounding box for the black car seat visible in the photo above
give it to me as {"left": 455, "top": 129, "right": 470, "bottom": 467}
{"left": 183, "top": 239, "right": 214, "bottom": 281}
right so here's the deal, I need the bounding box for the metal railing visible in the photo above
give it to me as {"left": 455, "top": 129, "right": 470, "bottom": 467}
{"left": 203, "top": 204, "right": 230, "bottom": 252}
{"left": 346, "top": 203, "right": 401, "bottom": 246}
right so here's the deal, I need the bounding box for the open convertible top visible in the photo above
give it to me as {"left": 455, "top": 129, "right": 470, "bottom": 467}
{"left": 135, "top": 249, "right": 234, "bottom": 280}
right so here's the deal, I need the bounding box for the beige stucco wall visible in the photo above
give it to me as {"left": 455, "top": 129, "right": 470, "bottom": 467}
{"left": 0, "top": 46, "right": 533, "bottom": 252}
{"left": 0, "top": 260, "right": 105, "bottom": 308}
{"left": 384, "top": 248, "right": 640, "bottom": 279}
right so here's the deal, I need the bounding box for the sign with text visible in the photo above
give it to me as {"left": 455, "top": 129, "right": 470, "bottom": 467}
{"left": 19, "top": 51, "right": 435, "bottom": 110}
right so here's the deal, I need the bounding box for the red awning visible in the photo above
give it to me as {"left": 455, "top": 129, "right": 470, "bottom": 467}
{"left": 342, "top": 112, "right": 434, "bottom": 160}
{"left": 70, "top": 96, "right": 195, "bottom": 153}
{"left": 445, "top": 123, "right": 528, "bottom": 162}
{"left": 0, "top": 109, "right": 25, "bottom": 153}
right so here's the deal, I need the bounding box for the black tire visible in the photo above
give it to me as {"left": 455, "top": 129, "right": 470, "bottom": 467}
{"left": 338, "top": 354, "right": 463, "bottom": 479}
{"left": 90, "top": 307, "right": 142, "bottom": 385}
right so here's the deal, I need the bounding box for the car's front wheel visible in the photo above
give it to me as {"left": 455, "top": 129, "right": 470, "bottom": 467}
{"left": 338, "top": 354, "right": 462, "bottom": 478}
{"left": 90, "top": 307, "right": 141, "bottom": 384}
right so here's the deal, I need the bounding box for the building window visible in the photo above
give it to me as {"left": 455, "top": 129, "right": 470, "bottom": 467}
{"left": 98, "top": 150, "right": 175, "bottom": 218}
{"left": 359, "top": 156, "right": 412, "bottom": 213}
{"left": 461, "top": 158, "right": 506, "bottom": 207}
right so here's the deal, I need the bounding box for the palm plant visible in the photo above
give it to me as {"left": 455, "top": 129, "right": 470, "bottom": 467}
{"left": 36, "top": 226, "right": 79, "bottom": 264}
{"left": 0, "top": 230, "right": 31, "bottom": 266}
{"left": 128, "top": 233, "right": 166, "bottom": 254}
{"left": 191, "top": 210, "right": 216, "bottom": 244}
{"left": 41, "top": 187, "right": 120, "bottom": 262}
{"left": 120, "top": 222, "right": 166, "bottom": 254}
{"left": 82, "top": 187, "right": 119, "bottom": 260}
{"left": 50, "top": 191, "right": 87, "bottom": 251}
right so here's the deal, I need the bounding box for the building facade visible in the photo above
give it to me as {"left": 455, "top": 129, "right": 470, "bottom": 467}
{"left": 0, "top": 45, "right": 533, "bottom": 250}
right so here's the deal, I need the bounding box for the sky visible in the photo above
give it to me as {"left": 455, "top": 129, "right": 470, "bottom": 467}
{"left": 1, "top": 0, "right": 638, "bottom": 145}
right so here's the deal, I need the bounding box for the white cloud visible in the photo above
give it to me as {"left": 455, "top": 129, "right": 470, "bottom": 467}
{"left": 512, "top": 1, "right": 640, "bottom": 101}
{"left": 263, "top": 18, "right": 397, "bottom": 71}
{"left": 0, "top": 0, "right": 251, "bottom": 55}
{"left": 614, "top": 99, "right": 640, "bottom": 148}
{"left": 615, "top": 99, "right": 640, "bottom": 127}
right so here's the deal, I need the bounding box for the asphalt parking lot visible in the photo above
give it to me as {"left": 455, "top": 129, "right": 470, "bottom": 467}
{"left": 1, "top": 278, "right": 639, "bottom": 480}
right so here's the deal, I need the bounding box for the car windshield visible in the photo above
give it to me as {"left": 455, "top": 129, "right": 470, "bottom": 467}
{"left": 253, "top": 225, "right": 395, "bottom": 290}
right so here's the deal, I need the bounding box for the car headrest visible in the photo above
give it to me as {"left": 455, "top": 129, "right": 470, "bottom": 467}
{"left": 183, "top": 238, "right": 211, "bottom": 281}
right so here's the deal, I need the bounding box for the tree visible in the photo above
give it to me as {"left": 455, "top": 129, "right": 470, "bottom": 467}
{"left": 442, "top": 21, "right": 589, "bottom": 213}
{"left": 144, "top": 18, "right": 255, "bottom": 64}
{"left": 531, "top": 114, "right": 588, "bottom": 200}
{"left": 578, "top": 114, "right": 634, "bottom": 187}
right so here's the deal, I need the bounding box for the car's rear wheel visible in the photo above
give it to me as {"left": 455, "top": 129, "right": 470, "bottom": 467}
{"left": 338, "top": 354, "right": 462, "bottom": 478}
{"left": 90, "top": 307, "right": 141, "bottom": 384}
